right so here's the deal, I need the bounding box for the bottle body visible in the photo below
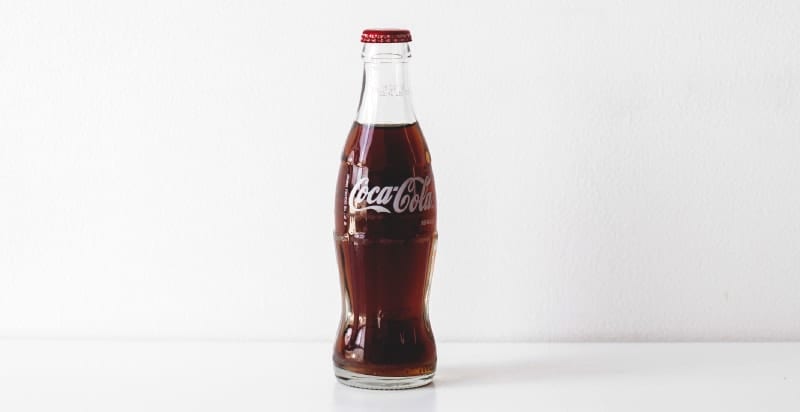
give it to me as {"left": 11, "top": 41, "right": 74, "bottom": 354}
{"left": 333, "top": 122, "right": 437, "bottom": 388}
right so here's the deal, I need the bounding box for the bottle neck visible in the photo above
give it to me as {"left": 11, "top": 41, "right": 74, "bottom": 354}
{"left": 356, "top": 43, "right": 416, "bottom": 125}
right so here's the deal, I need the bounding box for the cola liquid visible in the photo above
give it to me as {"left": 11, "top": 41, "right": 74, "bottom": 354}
{"left": 333, "top": 30, "right": 437, "bottom": 390}
{"left": 333, "top": 122, "right": 437, "bottom": 375}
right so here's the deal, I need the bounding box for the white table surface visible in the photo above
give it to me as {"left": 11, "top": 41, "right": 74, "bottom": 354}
{"left": 0, "top": 340, "right": 798, "bottom": 411}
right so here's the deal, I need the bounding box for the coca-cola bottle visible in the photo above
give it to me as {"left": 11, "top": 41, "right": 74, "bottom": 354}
{"left": 333, "top": 29, "right": 437, "bottom": 390}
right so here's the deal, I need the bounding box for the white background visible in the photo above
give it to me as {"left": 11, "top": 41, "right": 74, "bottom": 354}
{"left": 1, "top": 1, "right": 799, "bottom": 342}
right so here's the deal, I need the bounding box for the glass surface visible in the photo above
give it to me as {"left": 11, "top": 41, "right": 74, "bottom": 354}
{"left": 333, "top": 41, "right": 438, "bottom": 390}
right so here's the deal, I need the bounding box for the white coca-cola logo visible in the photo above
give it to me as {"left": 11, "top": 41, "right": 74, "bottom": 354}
{"left": 348, "top": 176, "right": 434, "bottom": 214}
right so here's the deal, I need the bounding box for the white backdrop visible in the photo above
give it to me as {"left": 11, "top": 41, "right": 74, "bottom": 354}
{"left": 1, "top": 1, "right": 799, "bottom": 342}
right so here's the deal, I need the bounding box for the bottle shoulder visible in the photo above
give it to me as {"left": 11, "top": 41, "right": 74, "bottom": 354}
{"left": 341, "top": 122, "right": 432, "bottom": 170}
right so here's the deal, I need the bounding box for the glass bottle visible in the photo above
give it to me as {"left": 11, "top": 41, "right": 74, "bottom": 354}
{"left": 333, "top": 29, "right": 438, "bottom": 390}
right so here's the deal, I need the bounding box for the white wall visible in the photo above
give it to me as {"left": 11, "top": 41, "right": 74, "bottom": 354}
{"left": 1, "top": 1, "right": 799, "bottom": 342}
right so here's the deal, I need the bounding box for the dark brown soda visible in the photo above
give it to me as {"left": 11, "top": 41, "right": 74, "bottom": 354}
{"left": 333, "top": 121, "right": 437, "bottom": 377}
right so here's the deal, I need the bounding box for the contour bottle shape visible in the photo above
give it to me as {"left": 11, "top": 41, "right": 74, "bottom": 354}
{"left": 333, "top": 29, "right": 438, "bottom": 390}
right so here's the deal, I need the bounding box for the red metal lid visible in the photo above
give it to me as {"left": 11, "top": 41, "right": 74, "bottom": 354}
{"left": 361, "top": 29, "right": 412, "bottom": 43}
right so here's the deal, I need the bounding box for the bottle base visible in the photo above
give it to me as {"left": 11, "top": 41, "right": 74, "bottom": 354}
{"left": 333, "top": 366, "right": 434, "bottom": 390}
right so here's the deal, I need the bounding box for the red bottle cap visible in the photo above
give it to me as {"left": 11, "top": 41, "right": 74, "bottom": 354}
{"left": 361, "top": 29, "right": 412, "bottom": 43}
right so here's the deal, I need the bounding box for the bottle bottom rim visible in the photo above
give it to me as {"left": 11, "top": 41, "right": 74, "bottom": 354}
{"left": 333, "top": 366, "right": 434, "bottom": 390}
